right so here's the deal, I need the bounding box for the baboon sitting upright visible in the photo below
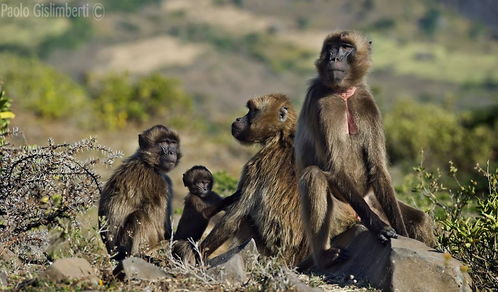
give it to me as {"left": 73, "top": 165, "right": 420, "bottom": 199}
{"left": 98, "top": 125, "right": 181, "bottom": 260}
{"left": 294, "top": 31, "right": 435, "bottom": 269}
{"left": 172, "top": 166, "right": 239, "bottom": 263}
{"left": 200, "top": 94, "right": 359, "bottom": 266}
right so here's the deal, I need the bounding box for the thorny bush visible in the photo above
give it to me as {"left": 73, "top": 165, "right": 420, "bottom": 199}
{"left": 0, "top": 131, "right": 121, "bottom": 262}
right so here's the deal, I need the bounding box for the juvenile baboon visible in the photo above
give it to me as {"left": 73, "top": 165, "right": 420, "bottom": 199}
{"left": 200, "top": 94, "right": 357, "bottom": 266}
{"left": 295, "top": 31, "right": 434, "bottom": 268}
{"left": 172, "top": 166, "right": 239, "bottom": 263}
{"left": 98, "top": 125, "right": 181, "bottom": 261}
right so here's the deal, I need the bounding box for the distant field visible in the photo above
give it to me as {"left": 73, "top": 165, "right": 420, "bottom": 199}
{"left": 372, "top": 34, "right": 498, "bottom": 84}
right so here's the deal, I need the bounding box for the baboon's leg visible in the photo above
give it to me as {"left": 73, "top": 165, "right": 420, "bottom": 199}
{"left": 399, "top": 201, "right": 436, "bottom": 247}
{"left": 299, "top": 166, "right": 345, "bottom": 269}
{"left": 115, "top": 211, "right": 155, "bottom": 260}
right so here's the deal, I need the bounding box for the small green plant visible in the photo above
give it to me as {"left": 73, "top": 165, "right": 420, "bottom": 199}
{"left": 213, "top": 170, "right": 238, "bottom": 197}
{"left": 0, "top": 88, "right": 15, "bottom": 144}
{"left": 409, "top": 162, "right": 497, "bottom": 290}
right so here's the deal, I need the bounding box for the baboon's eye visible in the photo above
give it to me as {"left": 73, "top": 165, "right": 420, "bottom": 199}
{"left": 279, "top": 106, "right": 288, "bottom": 122}
{"left": 249, "top": 108, "right": 259, "bottom": 120}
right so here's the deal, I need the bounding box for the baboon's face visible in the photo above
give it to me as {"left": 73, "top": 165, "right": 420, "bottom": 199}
{"left": 183, "top": 167, "right": 213, "bottom": 197}
{"left": 138, "top": 125, "right": 181, "bottom": 172}
{"left": 232, "top": 97, "right": 290, "bottom": 144}
{"left": 157, "top": 139, "right": 180, "bottom": 171}
{"left": 316, "top": 38, "right": 355, "bottom": 88}
{"left": 189, "top": 177, "right": 212, "bottom": 197}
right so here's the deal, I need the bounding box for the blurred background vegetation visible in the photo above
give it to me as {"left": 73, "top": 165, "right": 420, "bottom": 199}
{"left": 0, "top": 0, "right": 496, "bottom": 288}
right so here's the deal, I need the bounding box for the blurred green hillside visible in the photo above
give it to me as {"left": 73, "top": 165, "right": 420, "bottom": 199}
{"left": 0, "top": 1, "right": 497, "bottom": 290}
{"left": 0, "top": 0, "right": 496, "bottom": 185}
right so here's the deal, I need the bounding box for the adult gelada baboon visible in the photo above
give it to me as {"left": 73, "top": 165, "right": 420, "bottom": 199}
{"left": 99, "top": 125, "right": 181, "bottom": 260}
{"left": 200, "top": 94, "right": 357, "bottom": 266}
{"left": 294, "top": 31, "right": 434, "bottom": 268}
{"left": 173, "top": 166, "right": 238, "bottom": 264}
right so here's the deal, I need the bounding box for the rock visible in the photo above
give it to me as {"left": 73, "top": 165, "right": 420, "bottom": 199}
{"left": 42, "top": 257, "right": 99, "bottom": 285}
{"left": 121, "top": 257, "right": 169, "bottom": 281}
{"left": 208, "top": 239, "right": 322, "bottom": 290}
{"left": 0, "top": 271, "right": 7, "bottom": 287}
{"left": 287, "top": 272, "right": 323, "bottom": 292}
{"left": 208, "top": 238, "right": 258, "bottom": 267}
{"left": 207, "top": 239, "right": 258, "bottom": 284}
{"left": 322, "top": 224, "right": 472, "bottom": 292}
{"left": 208, "top": 253, "right": 247, "bottom": 284}
{"left": 0, "top": 247, "right": 21, "bottom": 266}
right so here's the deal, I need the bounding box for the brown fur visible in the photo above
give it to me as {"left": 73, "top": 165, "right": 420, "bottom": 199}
{"left": 173, "top": 166, "right": 242, "bottom": 264}
{"left": 98, "top": 125, "right": 181, "bottom": 260}
{"left": 295, "top": 31, "right": 434, "bottom": 268}
{"left": 200, "top": 94, "right": 315, "bottom": 266}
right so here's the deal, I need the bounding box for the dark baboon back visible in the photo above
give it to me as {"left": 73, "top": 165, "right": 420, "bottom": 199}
{"left": 98, "top": 125, "right": 181, "bottom": 260}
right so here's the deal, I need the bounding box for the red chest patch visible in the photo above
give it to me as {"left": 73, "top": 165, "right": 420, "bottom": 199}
{"left": 339, "top": 87, "right": 358, "bottom": 135}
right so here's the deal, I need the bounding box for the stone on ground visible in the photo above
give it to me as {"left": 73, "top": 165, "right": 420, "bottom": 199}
{"left": 121, "top": 257, "right": 169, "bottom": 281}
{"left": 321, "top": 224, "right": 472, "bottom": 292}
{"left": 41, "top": 257, "right": 99, "bottom": 285}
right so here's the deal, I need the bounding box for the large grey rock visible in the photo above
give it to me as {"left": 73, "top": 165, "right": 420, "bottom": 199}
{"left": 323, "top": 224, "right": 472, "bottom": 292}
{"left": 42, "top": 257, "right": 99, "bottom": 285}
{"left": 207, "top": 239, "right": 257, "bottom": 284}
{"left": 121, "top": 257, "right": 169, "bottom": 281}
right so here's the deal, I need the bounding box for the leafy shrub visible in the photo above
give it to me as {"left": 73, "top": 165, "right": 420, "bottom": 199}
{"left": 0, "top": 88, "right": 15, "bottom": 144}
{"left": 0, "top": 53, "right": 88, "bottom": 119}
{"left": 213, "top": 170, "right": 238, "bottom": 197}
{"left": 370, "top": 18, "right": 396, "bottom": 31}
{"left": 384, "top": 99, "right": 495, "bottom": 172}
{"left": 419, "top": 8, "right": 441, "bottom": 37}
{"left": 0, "top": 134, "right": 120, "bottom": 262}
{"left": 38, "top": 18, "right": 94, "bottom": 57}
{"left": 89, "top": 72, "right": 192, "bottom": 129}
{"left": 407, "top": 162, "right": 497, "bottom": 290}
{"left": 103, "top": 0, "right": 161, "bottom": 12}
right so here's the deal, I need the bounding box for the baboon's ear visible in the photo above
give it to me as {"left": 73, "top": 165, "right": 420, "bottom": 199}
{"left": 279, "top": 106, "right": 289, "bottom": 122}
{"left": 182, "top": 173, "right": 189, "bottom": 187}
{"left": 138, "top": 134, "right": 151, "bottom": 149}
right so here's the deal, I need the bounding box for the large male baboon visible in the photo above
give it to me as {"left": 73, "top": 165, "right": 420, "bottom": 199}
{"left": 200, "top": 94, "right": 354, "bottom": 266}
{"left": 294, "top": 31, "right": 434, "bottom": 269}
{"left": 98, "top": 125, "right": 181, "bottom": 260}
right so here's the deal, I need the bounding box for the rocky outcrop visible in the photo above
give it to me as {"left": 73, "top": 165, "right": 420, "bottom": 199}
{"left": 320, "top": 224, "right": 472, "bottom": 292}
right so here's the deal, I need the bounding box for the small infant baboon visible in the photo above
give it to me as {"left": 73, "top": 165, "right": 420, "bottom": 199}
{"left": 98, "top": 125, "right": 181, "bottom": 261}
{"left": 173, "top": 166, "right": 238, "bottom": 263}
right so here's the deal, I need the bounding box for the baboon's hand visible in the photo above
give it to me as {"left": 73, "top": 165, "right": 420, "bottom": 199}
{"left": 377, "top": 225, "right": 397, "bottom": 243}
{"left": 320, "top": 247, "right": 349, "bottom": 269}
